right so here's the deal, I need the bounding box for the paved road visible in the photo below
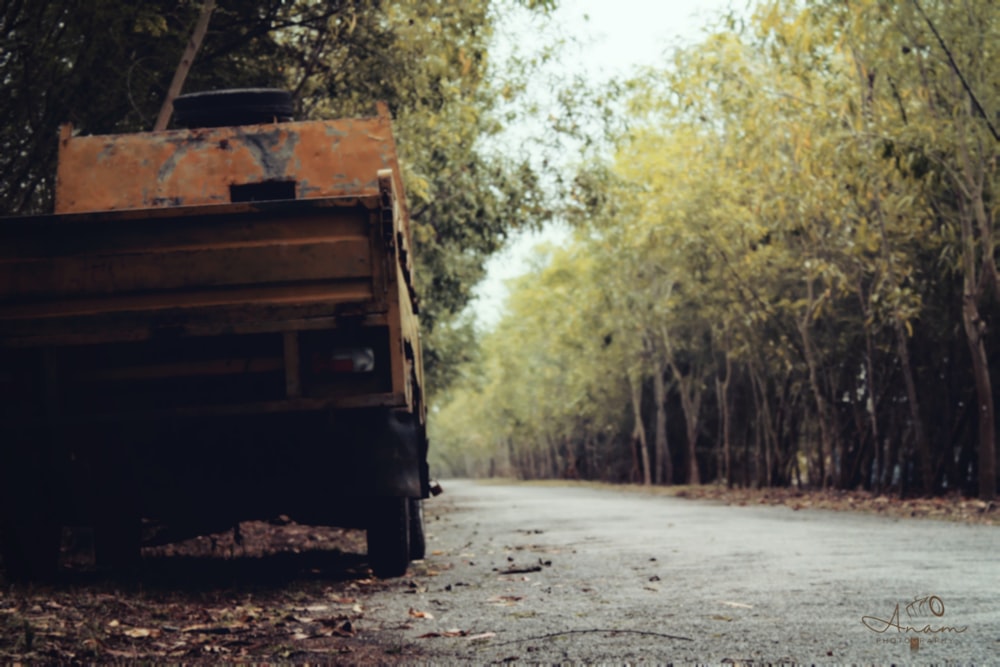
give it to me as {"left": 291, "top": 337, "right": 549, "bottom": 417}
{"left": 362, "top": 480, "right": 998, "bottom": 664}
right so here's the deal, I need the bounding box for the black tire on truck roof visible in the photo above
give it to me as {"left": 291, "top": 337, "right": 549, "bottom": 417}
{"left": 172, "top": 88, "right": 294, "bottom": 128}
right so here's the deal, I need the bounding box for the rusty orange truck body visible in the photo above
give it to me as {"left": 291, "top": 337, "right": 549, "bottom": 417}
{"left": 0, "top": 97, "right": 428, "bottom": 578}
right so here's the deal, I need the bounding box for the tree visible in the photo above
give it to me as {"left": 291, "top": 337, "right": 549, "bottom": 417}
{"left": 432, "top": 0, "right": 998, "bottom": 500}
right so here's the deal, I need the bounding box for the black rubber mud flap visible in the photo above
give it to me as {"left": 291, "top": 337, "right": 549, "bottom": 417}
{"left": 408, "top": 498, "right": 425, "bottom": 561}
{"left": 368, "top": 409, "right": 423, "bottom": 498}
{"left": 366, "top": 496, "right": 410, "bottom": 578}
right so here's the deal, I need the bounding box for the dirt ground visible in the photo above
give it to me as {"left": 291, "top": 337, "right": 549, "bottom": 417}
{"left": 0, "top": 484, "right": 995, "bottom": 663}
{"left": 0, "top": 522, "right": 407, "bottom": 663}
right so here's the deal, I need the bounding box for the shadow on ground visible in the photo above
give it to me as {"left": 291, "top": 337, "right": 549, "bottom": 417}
{"left": 46, "top": 520, "right": 374, "bottom": 590}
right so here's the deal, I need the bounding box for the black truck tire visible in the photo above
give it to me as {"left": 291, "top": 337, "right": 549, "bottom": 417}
{"left": 0, "top": 520, "right": 60, "bottom": 581}
{"left": 408, "top": 498, "right": 426, "bottom": 561}
{"left": 366, "top": 497, "right": 410, "bottom": 578}
{"left": 172, "top": 88, "right": 294, "bottom": 128}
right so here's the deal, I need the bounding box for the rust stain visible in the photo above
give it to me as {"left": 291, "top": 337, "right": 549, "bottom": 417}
{"left": 55, "top": 116, "right": 403, "bottom": 214}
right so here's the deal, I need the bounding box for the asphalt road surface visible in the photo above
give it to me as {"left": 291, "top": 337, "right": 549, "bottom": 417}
{"left": 363, "top": 480, "right": 999, "bottom": 664}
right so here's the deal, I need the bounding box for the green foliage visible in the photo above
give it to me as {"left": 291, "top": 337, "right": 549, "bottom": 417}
{"left": 433, "top": 0, "right": 999, "bottom": 498}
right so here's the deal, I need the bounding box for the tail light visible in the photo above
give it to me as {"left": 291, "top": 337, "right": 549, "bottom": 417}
{"left": 311, "top": 347, "right": 375, "bottom": 374}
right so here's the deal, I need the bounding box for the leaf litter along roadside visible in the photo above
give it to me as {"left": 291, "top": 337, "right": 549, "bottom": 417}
{"left": 502, "top": 478, "right": 998, "bottom": 526}
{"left": 0, "top": 520, "right": 418, "bottom": 664}
{"left": 668, "top": 484, "right": 998, "bottom": 525}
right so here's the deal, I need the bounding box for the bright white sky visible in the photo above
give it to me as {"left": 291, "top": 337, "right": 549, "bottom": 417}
{"left": 472, "top": 0, "right": 744, "bottom": 329}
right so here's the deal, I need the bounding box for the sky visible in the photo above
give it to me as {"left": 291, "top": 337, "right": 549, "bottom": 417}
{"left": 472, "top": 0, "right": 744, "bottom": 329}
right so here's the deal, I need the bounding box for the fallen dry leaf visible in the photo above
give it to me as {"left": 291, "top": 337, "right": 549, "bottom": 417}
{"left": 408, "top": 608, "right": 434, "bottom": 620}
{"left": 721, "top": 601, "right": 753, "bottom": 609}
{"left": 180, "top": 624, "right": 240, "bottom": 635}
{"left": 329, "top": 597, "right": 356, "bottom": 605}
{"left": 418, "top": 628, "right": 468, "bottom": 638}
{"left": 123, "top": 628, "right": 159, "bottom": 639}
{"left": 487, "top": 595, "right": 523, "bottom": 606}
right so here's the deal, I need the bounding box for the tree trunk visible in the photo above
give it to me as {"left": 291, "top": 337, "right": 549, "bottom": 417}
{"left": 961, "top": 265, "right": 997, "bottom": 501}
{"left": 154, "top": 0, "right": 217, "bottom": 131}
{"left": 668, "top": 364, "right": 702, "bottom": 485}
{"left": 653, "top": 365, "right": 671, "bottom": 485}
{"left": 716, "top": 351, "right": 733, "bottom": 487}
{"left": 858, "top": 285, "right": 881, "bottom": 491}
{"left": 750, "top": 361, "right": 780, "bottom": 487}
{"left": 661, "top": 328, "right": 702, "bottom": 485}
{"left": 629, "top": 374, "right": 652, "bottom": 486}
{"left": 868, "top": 174, "right": 934, "bottom": 494}
{"left": 955, "top": 126, "right": 997, "bottom": 502}
{"left": 797, "top": 294, "right": 831, "bottom": 489}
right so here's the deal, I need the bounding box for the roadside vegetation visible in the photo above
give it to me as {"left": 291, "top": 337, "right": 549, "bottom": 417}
{"left": 431, "top": 0, "right": 1000, "bottom": 501}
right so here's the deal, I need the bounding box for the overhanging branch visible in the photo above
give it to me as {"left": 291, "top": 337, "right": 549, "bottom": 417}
{"left": 910, "top": 0, "right": 999, "bottom": 142}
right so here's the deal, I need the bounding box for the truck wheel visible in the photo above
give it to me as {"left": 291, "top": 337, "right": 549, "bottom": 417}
{"left": 408, "top": 498, "right": 426, "bottom": 561}
{"left": 366, "top": 497, "right": 409, "bottom": 578}
{"left": 95, "top": 516, "right": 141, "bottom": 575}
{"left": 0, "top": 520, "right": 61, "bottom": 581}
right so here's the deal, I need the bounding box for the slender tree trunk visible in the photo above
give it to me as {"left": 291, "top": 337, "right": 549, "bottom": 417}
{"left": 629, "top": 374, "right": 652, "bottom": 486}
{"left": 588, "top": 434, "right": 598, "bottom": 481}
{"left": 552, "top": 436, "right": 560, "bottom": 478}
{"left": 747, "top": 367, "right": 763, "bottom": 487}
{"left": 956, "top": 129, "right": 997, "bottom": 502}
{"left": 716, "top": 351, "right": 733, "bottom": 487}
{"left": 869, "top": 185, "right": 934, "bottom": 494}
{"left": 858, "top": 284, "right": 881, "bottom": 491}
{"left": 750, "top": 361, "right": 780, "bottom": 487}
{"left": 686, "top": 395, "right": 701, "bottom": 485}
{"left": 714, "top": 377, "right": 725, "bottom": 484}
{"left": 661, "top": 328, "right": 702, "bottom": 485}
{"left": 669, "top": 368, "right": 702, "bottom": 485}
{"left": 653, "top": 365, "right": 671, "bottom": 485}
{"left": 154, "top": 0, "right": 217, "bottom": 131}
{"left": 563, "top": 436, "right": 578, "bottom": 479}
{"left": 960, "top": 227, "right": 997, "bottom": 501}
{"left": 797, "top": 284, "right": 831, "bottom": 489}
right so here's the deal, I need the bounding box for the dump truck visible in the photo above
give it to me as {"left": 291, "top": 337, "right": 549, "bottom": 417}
{"left": 0, "top": 90, "right": 429, "bottom": 579}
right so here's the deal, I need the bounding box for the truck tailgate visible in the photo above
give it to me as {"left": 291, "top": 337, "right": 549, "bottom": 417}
{"left": 0, "top": 197, "right": 384, "bottom": 347}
